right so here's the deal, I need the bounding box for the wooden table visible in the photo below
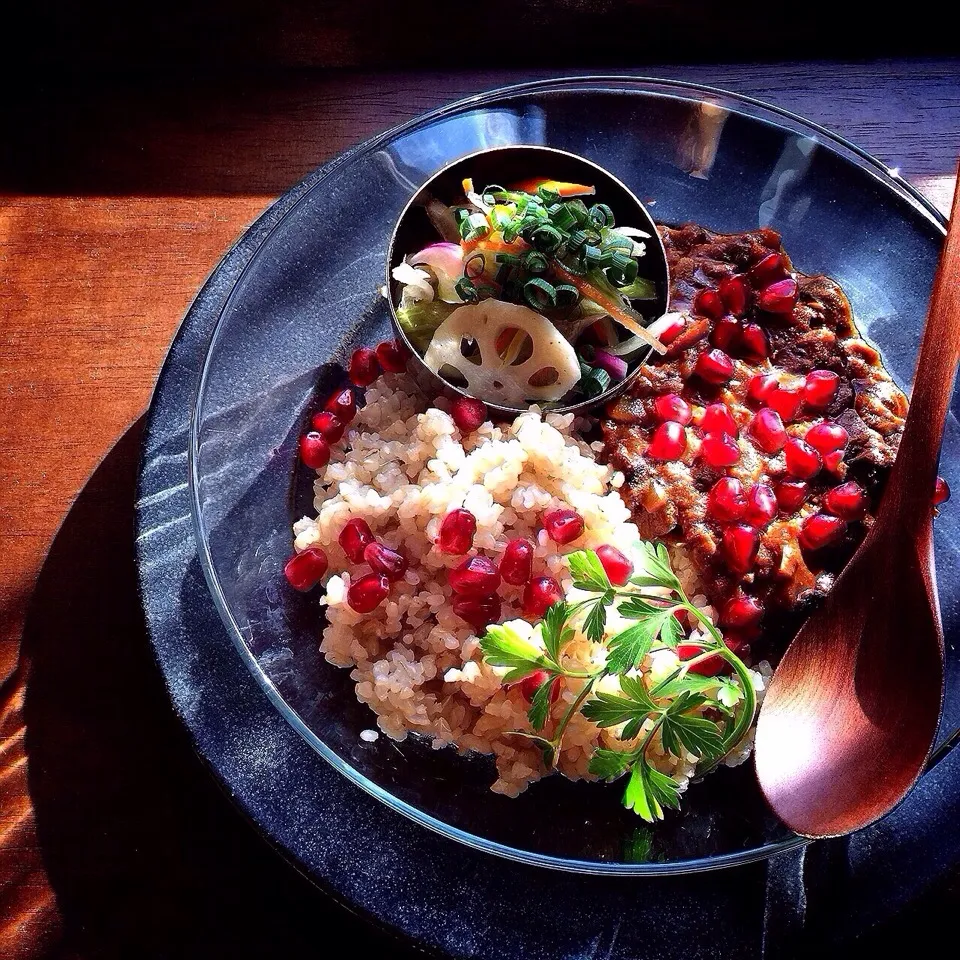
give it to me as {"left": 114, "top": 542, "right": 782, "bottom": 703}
{"left": 1, "top": 62, "right": 958, "bottom": 958}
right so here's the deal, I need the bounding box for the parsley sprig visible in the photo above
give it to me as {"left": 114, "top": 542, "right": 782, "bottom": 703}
{"left": 478, "top": 542, "right": 758, "bottom": 822}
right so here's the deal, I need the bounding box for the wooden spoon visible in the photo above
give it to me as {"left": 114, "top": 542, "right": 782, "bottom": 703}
{"left": 755, "top": 173, "right": 960, "bottom": 837}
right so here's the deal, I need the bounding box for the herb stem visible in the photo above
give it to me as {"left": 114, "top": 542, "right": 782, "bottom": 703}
{"left": 549, "top": 677, "right": 598, "bottom": 763}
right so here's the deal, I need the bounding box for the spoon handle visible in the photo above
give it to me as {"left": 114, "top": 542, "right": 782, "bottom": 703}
{"left": 880, "top": 166, "right": 960, "bottom": 533}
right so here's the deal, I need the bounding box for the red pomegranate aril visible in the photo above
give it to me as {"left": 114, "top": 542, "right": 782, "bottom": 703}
{"left": 347, "top": 572, "right": 390, "bottom": 612}
{"left": 654, "top": 393, "right": 692, "bottom": 425}
{"left": 707, "top": 477, "right": 747, "bottom": 522}
{"left": 694, "top": 288, "right": 725, "bottom": 320}
{"left": 523, "top": 576, "right": 564, "bottom": 619}
{"left": 438, "top": 508, "right": 477, "bottom": 555}
{"left": 719, "top": 274, "right": 749, "bottom": 316}
{"left": 822, "top": 450, "right": 845, "bottom": 473}
{"left": 324, "top": 386, "right": 357, "bottom": 423}
{"left": 680, "top": 635, "right": 748, "bottom": 677}
{"left": 363, "top": 541, "right": 408, "bottom": 581}
{"left": 597, "top": 544, "right": 633, "bottom": 586}
{"left": 722, "top": 524, "right": 760, "bottom": 574}
{"left": 500, "top": 538, "right": 535, "bottom": 585}
{"left": 283, "top": 548, "right": 329, "bottom": 592}
{"left": 543, "top": 508, "right": 585, "bottom": 545}
{"left": 799, "top": 513, "right": 847, "bottom": 551}
{"left": 453, "top": 594, "right": 501, "bottom": 631}
{"left": 701, "top": 432, "right": 740, "bottom": 468}
{"left": 784, "top": 438, "right": 822, "bottom": 479}
{"left": 518, "top": 670, "right": 562, "bottom": 704}
{"left": 758, "top": 277, "right": 799, "bottom": 314}
{"left": 749, "top": 252, "right": 786, "bottom": 286}
{"left": 310, "top": 410, "right": 345, "bottom": 443}
{"left": 710, "top": 315, "right": 741, "bottom": 351}
{"left": 934, "top": 476, "right": 951, "bottom": 506}
{"left": 740, "top": 323, "right": 768, "bottom": 359}
{"left": 647, "top": 312, "right": 686, "bottom": 345}
{"left": 775, "top": 480, "right": 809, "bottom": 513}
{"left": 767, "top": 383, "right": 804, "bottom": 421}
{"left": 694, "top": 348, "right": 735, "bottom": 385}
{"left": 803, "top": 369, "right": 840, "bottom": 408}
{"left": 349, "top": 347, "right": 382, "bottom": 387}
{"left": 375, "top": 339, "right": 410, "bottom": 373}
{"left": 701, "top": 403, "right": 738, "bottom": 436}
{"left": 744, "top": 483, "right": 777, "bottom": 527}
{"left": 806, "top": 422, "right": 848, "bottom": 454}
{"left": 720, "top": 593, "right": 764, "bottom": 628}
{"left": 339, "top": 517, "right": 375, "bottom": 563}
{"left": 823, "top": 481, "right": 868, "bottom": 521}
{"left": 449, "top": 555, "right": 501, "bottom": 597}
{"left": 749, "top": 408, "right": 787, "bottom": 453}
{"left": 648, "top": 421, "right": 687, "bottom": 460}
{"left": 451, "top": 396, "right": 488, "bottom": 434}
{"left": 747, "top": 373, "right": 779, "bottom": 406}
{"left": 299, "top": 432, "right": 331, "bottom": 470}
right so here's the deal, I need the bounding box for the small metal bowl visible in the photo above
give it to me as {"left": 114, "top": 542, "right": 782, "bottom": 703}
{"left": 385, "top": 144, "right": 670, "bottom": 416}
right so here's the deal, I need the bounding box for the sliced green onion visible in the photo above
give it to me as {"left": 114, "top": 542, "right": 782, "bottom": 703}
{"left": 601, "top": 232, "right": 633, "bottom": 253}
{"left": 524, "top": 277, "right": 558, "bottom": 309}
{"left": 495, "top": 252, "right": 524, "bottom": 266}
{"left": 566, "top": 199, "right": 591, "bottom": 226}
{"left": 456, "top": 276, "right": 480, "bottom": 302}
{"left": 464, "top": 252, "right": 486, "bottom": 280}
{"left": 537, "top": 185, "right": 561, "bottom": 204}
{"left": 550, "top": 205, "right": 579, "bottom": 232}
{"left": 523, "top": 251, "right": 550, "bottom": 275}
{"left": 589, "top": 203, "right": 615, "bottom": 227}
{"left": 566, "top": 229, "right": 590, "bottom": 252}
{"left": 531, "top": 224, "right": 563, "bottom": 254}
{"left": 605, "top": 259, "right": 639, "bottom": 287}
{"left": 583, "top": 244, "right": 604, "bottom": 267}
{"left": 502, "top": 220, "right": 523, "bottom": 243}
{"left": 454, "top": 207, "right": 469, "bottom": 227}
{"left": 618, "top": 276, "right": 657, "bottom": 300}
{"left": 475, "top": 282, "right": 498, "bottom": 300}
{"left": 554, "top": 283, "right": 579, "bottom": 307}
{"left": 460, "top": 213, "right": 490, "bottom": 242}
{"left": 578, "top": 362, "right": 612, "bottom": 399}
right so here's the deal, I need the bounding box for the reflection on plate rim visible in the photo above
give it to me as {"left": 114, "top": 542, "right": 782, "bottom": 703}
{"left": 187, "top": 76, "right": 947, "bottom": 876}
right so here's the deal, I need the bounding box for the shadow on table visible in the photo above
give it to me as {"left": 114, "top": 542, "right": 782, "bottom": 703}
{"left": 20, "top": 419, "right": 418, "bottom": 959}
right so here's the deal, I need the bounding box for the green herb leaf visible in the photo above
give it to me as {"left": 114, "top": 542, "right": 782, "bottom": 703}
{"left": 643, "top": 763, "right": 682, "bottom": 812}
{"left": 635, "top": 541, "right": 681, "bottom": 592}
{"left": 540, "top": 601, "right": 569, "bottom": 663}
{"left": 623, "top": 764, "right": 657, "bottom": 821}
{"left": 567, "top": 549, "right": 612, "bottom": 593}
{"left": 528, "top": 676, "right": 555, "bottom": 732}
{"left": 583, "top": 593, "right": 612, "bottom": 644}
{"left": 616, "top": 596, "right": 661, "bottom": 618}
{"left": 660, "top": 695, "right": 726, "bottom": 760}
{"left": 606, "top": 607, "right": 678, "bottom": 672}
{"left": 505, "top": 730, "right": 557, "bottom": 768}
{"left": 659, "top": 613, "right": 683, "bottom": 650}
{"left": 479, "top": 623, "right": 547, "bottom": 682}
{"left": 588, "top": 747, "right": 633, "bottom": 781}
{"left": 653, "top": 672, "right": 723, "bottom": 699}
{"left": 618, "top": 673, "right": 659, "bottom": 713}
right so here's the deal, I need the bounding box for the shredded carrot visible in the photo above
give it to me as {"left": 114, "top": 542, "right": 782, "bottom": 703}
{"left": 461, "top": 232, "right": 531, "bottom": 255}
{"left": 511, "top": 178, "right": 596, "bottom": 198}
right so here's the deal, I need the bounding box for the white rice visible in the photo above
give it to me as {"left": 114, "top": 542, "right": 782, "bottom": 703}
{"left": 293, "top": 373, "right": 769, "bottom": 798}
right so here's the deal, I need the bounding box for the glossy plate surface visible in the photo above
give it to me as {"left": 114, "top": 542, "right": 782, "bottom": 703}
{"left": 189, "top": 77, "right": 956, "bottom": 874}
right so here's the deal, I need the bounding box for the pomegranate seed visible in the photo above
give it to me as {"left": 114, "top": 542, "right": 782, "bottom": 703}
{"left": 339, "top": 518, "right": 375, "bottom": 563}
{"left": 363, "top": 541, "right": 408, "bottom": 581}
{"left": 758, "top": 277, "right": 799, "bottom": 314}
{"left": 799, "top": 514, "right": 847, "bottom": 551}
{"left": 347, "top": 572, "right": 390, "bottom": 612}
{"left": 310, "top": 410, "right": 345, "bottom": 443}
{"left": 596, "top": 544, "right": 633, "bottom": 586}
{"left": 701, "top": 403, "right": 738, "bottom": 435}
{"left": 719, "top": 275, "right": 749, "bottom": 315}
{"left": 775, "top": 480, "right": 809, "bottom": 513}
{"left": 694, "top": 288, "right": 725, "bottom": 320}
{"left": 934, "top": 476, "right": 951, "bottom": 506}
{"left": 740, "top": 323, "right": 768, "bottom": 359}
{"left": 806, "top": 422, "right": 848, "bottom": 454}
{"left": 454, "top": 594, "right": 502, "bottom": 631}
{"left": 349, "top": 347, "right": 381, "bottom": 387}
{"left": 747, "top": 373, "right": 779, "bottom": 406}
{"left": 711, "top": 316, "right": 741, "bottom": 352}
{"left": 804, "top": 369, "right": 840, "bottom": 408}
{"left": 823, "top": 450, "right": 845, "bottom": 473}
{"left": 451, "top": 396, "right": 488, "bottom": 434}
{"left": 449, "top": 555, "right": 501, "bottom": 597}
{"left": 543, "top": 508, "right": 585, "bottom": 545}
{"left": 647, "top": 313, "right": 686, "bottom": 345}
{"left": 720, "top": 593, "right": 764, "bottom": 628}
{"left": 500, "top": 538, "right": 534, "bottom": 585}
{"left": 749, "top": 252, "right": 786, "bottom": 287}
{"left": 283, "top": 548, "right": 329, "bottom": 592}
{"left": 707, "top": 477, "right": 747, "bottom": 522}
{"left": 648, "top": 421, "right": 687, "bottom": 460}
{"left": 518, "top": 670, "right": 562, "bottom": 704}
{"left": 654, "top": 393, "right": 692, "bottom": 425}
{"left": 744, "top": 483, "right": 777, "bottom": 527}
{"left": 823, "top": 481, "right": 868, "bottom": 520}
{"left": 299, "top": 432, "right": 331, "bottom": 470}
{"left": 767, "top": 383, "right": 804, "bottom": 421}
{"left": 701, "top": 432, "right": 740, "bottom": 468}
{"left": 324, "top": 386, "right": 357, "bottom": 423}
{"left": 523, "top": 576, "right": 563, "bottom": 619}
{"left": 375, "top": 339, "right": 410, "bottom": 373}
{"left": 784, "top": 438, "right": 822, "bottom": 479}
{"left": 722, "top": 524, "right": 760, "bottom": 574}
{"left": 438, "top": 508, "right": 477, "bottom": 554}
{"left": 694, "top": 349, "right": 734, "bottom": 385}
{"left": 749, "top": 408, "right": 787, "bottom": 453}
{"left": 679, "top": 635, "right": 747, "bottom": 676}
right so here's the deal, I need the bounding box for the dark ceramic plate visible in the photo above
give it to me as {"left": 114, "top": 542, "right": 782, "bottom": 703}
{"left": 188, "top": 77, "right": 956, "bottom": 875}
